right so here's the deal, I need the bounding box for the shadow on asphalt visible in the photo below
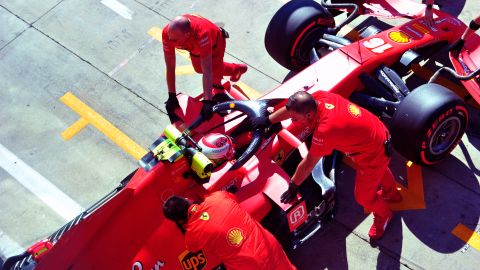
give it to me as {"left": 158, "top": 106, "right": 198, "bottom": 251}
{"left": 289, "top": 150, "right": 479, "bottom": 269}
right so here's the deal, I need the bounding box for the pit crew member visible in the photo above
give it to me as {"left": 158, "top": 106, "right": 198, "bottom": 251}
{"left": 162, "top": 14, "right": 248, "bottom": 121}
{"left": 254, "top": 91, "right": 402, "bottom": 240}
{"left": 163, "top": 191, "right": 297, "bottom": 270}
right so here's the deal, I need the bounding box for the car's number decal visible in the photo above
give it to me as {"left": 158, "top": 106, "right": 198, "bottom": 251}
{"left": 363, "top": 37, "right": 393, "bottom": 54}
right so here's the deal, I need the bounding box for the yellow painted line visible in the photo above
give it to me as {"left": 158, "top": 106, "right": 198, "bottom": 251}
{"left": 233, "top": 82, "right": 262, "bottom": 100}
{"left": 452, "top": 224, "right": 480, "bottom": 251}
{"left": 61, "top": 118, "right": 89, "bottom": 140}
{"left": 175, "top": 65, "right": 196, "bottom": 75}
{"left": 147, "top": 26, "right": 163, "bottom": 42}
{"left": 389, "top": 161, "right": 426, "bottom": 210}
{"left": 60, "top": 92, "right": 148, "bottom": 160}
{"left": 343, "top": 157, "right": 426, "bottom": 211}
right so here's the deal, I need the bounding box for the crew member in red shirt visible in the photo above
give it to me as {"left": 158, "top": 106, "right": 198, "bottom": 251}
{"left": 254, "top": 91, "right": 402, "bottom": 240}
{"left": 162, "top": 14, "right": 248, "bottom": 121}
{"left": 163, "top": 191, "right": 297, "bottom": 270}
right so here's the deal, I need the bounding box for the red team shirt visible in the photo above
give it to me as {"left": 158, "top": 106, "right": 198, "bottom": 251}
{"left": 184, "top": 191, "right": 296, "bottom": 270}
{"left": 310, "top": 91, "right": 388, "bottom": 166}
{"left": 162, "top": 14, "right": 221, "bottom": 58}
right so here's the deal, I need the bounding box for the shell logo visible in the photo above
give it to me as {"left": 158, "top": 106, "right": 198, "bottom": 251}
{"left": 388, "top": 31, "right": 410, "bottom": 43}
{"left": 348, "top": 103, "right": 362, "bottom": 118}
{"left": 227, "top": 228, "right": 245, "bottom": 247}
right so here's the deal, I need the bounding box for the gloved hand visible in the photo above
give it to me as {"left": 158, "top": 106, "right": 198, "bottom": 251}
{"left": 448, "top": 39, "right": 465, "bottom": 53}
{"left": 280, "top": 182, "right": 299, "bottom": 204}
{"left": 165, "top": 92, "right": 180, "bottom": 123}
{"left": 201, "top": 100, "right": 215, "bottom": 120}
{"left": 251, "top": 115, "right": 271, "bottom": 130}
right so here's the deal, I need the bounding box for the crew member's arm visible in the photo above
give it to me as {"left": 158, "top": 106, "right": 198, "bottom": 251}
{"left": 424, "top": 0, "right": 435, "bottom": 27}
{"left": 269, "top": 107, "right": 291, "bottom": 124}
{"left": 165, "top": 52, "right": 177, "bottom": 94}
{"left": 280, "top": 151, "right": 322, "bottom": 203}
{"left": 200, "top": 54, "right": 213, "bottom": 100}
{"left": 291, "top": 152, "right": 322, "bottom": 186}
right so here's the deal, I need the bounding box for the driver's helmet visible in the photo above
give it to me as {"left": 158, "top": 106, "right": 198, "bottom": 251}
{"left": 198, "top": 133, "right": 234, "bottom": 164}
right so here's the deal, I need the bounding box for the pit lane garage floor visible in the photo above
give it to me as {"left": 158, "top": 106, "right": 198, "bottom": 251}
{"left": 0, "top": 0, "right": 479, "bottom": 269}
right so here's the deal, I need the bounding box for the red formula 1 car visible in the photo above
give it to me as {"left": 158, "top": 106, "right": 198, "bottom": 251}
{"left": 3, "top": 0, "right": 478, "bottom": 269}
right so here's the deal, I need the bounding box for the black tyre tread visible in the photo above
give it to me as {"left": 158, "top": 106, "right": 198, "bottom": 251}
{"left": 390, "top": 83, "right": 468, "bottom": 164}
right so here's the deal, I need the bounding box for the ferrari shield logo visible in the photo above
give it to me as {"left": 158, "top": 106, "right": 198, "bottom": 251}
{"left": 347, "top": 103, "right": 362, "bottom": 118}
{"left": 324, "top": 103, "right": 335, "bottom": 110}
{"left": 178, "top": 250, "right": 207, "bottom": 270}
{"left": 199, "top": 211, "right": 209, "bottom": 221}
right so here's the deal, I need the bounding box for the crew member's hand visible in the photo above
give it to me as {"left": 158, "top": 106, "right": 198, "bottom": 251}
{"left": 251, "top": 115, "right": 271, "bottom": 130}
{"left": 280, "top": 182, "right": 299, "bottom": 204}
{"left": 201, "top": 100, "right": 215, "bottom": 120}
{"left": 448, "top": 39, "right": 465, "bottom": 53}
{"left": 423, "top": 6, "right": 434, "bottom": 27}
{"left": 165, "top": 92, "right": 180, "bottom": 123}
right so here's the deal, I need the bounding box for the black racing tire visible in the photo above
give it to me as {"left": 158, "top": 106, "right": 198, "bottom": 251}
{"left": 390, "top": 83, "right": 468, "bottom": 165}
{"left": 264, "top": 0, "right": 334, "bottom": 71}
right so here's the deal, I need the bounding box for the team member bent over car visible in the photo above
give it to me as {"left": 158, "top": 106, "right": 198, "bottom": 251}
{"left": 162, "top": 14, "right": 248, "bottom": 120}
{"left": 163, "top": 191, "right": 297, "bottom": 270}
{"left": 254, "top": 91, "right": 402, "bottom": 240}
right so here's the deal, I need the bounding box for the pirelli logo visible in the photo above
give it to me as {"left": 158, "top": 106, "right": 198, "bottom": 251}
{"left": 178, "top": 250, "right": 207, "bottom": 270}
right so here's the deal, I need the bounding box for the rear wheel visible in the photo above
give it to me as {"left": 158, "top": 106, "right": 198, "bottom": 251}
{"left": 390, "top": 83, "right": 468, "bottom": 164}
{"left": 264, "top": 0, "right": 334, "bottom": 71}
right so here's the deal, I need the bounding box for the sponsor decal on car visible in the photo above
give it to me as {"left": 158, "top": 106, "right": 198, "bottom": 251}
{"left": 412, "top": 23, "right": 430, "bottom": 35}
{"left": 387, "top": 31, "right": 411, "bottom": 43}
{"left": 363, "top": 37, "right": 393, "bottom": 54}
{"left": 178, "top": 250, "right": 207, "bottom": 270}
{"left": 287, "top": 200, "right": 308, "bottom": 232}
{"left": 347, "top": 103, "right": 362, "bottom": 118}
{"left": 227, "top": 228, "right": 245, "bottom": 247}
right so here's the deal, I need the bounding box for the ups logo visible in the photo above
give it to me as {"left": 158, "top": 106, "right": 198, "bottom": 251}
{"left": 178, "top": 250, "right": 207, "bottom": 270}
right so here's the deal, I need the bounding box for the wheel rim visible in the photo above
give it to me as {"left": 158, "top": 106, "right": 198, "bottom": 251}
{"left": 429, "top": 116, "right": 461, "bottom": 155}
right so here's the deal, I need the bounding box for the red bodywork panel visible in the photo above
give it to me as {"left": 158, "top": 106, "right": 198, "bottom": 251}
{"left": 30, "top": 3, "right": 472, "bottom": 270}
{"left": 450, "top": 34, "right": 480, "bottom": 104}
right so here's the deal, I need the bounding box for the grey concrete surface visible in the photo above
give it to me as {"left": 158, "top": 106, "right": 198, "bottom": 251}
{"left": 0, "top": 0, "right": 479, "bottom": 269}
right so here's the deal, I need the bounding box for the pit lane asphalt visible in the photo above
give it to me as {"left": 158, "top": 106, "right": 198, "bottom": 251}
{"left": 0, "top": 0, "right": 479, "bottom": 269}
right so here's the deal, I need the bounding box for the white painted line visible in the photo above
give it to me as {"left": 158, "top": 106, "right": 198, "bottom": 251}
{"left": 108, "top": 36, "right": 155, "bottom": 76}
{"left": 0, "top": 229, "right": 23, "bottom": 260}
{"left": 101, "top": 0, "right": 134, "bottom": 20}
{"left": 0, "top": 144, "right": 83, "bottom": 221}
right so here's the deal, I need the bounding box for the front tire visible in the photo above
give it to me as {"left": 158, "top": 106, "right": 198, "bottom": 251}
{"left": 390, "top": 83, "right": 468, "bottom": 164}
{"left": 264, "top": 0, "right": 334, "bottom": 71}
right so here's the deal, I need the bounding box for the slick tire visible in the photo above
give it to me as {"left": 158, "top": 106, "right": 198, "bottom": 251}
{"left": 264, "top": 0, "right": 334, "bottom": 71}
{"left": 390, "top": 83, "right": 468, "bottom": 165}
